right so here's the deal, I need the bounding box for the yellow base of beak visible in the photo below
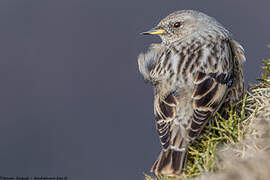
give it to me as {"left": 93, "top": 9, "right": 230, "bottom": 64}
{"left": 141, "top": 28, "right": 165, "bottom": 35}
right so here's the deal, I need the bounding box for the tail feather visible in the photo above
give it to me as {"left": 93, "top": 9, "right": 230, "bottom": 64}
{"left": 151, "top": 149, "right": 187, "bottom": 176}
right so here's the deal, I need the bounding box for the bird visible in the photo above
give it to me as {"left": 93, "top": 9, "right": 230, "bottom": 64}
{"left": 138, "top": 10, "right": 245, "bottom": 176}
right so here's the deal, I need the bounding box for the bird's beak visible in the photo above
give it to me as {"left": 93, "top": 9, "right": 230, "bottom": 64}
{"left": 141, "top": 27, "right": 165, "bottom": 35}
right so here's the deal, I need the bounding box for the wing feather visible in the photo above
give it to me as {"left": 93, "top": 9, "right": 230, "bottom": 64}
{"left": 189, "top": 71, "right": 230, "bottom": 139}
{"left": 154, "top": 92, "right": 178, "bottom": 150}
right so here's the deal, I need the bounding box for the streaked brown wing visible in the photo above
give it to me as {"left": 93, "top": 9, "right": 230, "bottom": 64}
{"left": 189, "top": 71, "right": 232, "bottom": 139}
{"left": 154, "top": 92, "right": 179, "bottom": 150}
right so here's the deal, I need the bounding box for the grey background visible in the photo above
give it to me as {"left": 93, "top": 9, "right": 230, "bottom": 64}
{"left": 0, "top": 0, "right": 269, "bottom": 180}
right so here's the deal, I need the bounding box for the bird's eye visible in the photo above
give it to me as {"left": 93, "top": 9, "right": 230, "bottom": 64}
{"left": 173, "top": 22, "right": 182, "bottom": 28}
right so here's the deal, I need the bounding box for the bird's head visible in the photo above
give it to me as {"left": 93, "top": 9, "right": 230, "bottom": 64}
{"left": 141, "top": 10, "right": 229, "bottom": 44}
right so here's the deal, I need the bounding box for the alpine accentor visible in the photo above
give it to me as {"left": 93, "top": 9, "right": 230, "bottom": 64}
{"left": 138, "top": 10, "right": 245, "bottom": 176}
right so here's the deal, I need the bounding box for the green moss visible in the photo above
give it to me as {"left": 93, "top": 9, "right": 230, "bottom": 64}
{"left": 182, "top": 96, "right": 251, "bottom": 179}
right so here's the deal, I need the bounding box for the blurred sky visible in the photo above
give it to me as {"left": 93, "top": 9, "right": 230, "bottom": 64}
{"left": 0, "top": 0, "right": 269, "bottom": 180}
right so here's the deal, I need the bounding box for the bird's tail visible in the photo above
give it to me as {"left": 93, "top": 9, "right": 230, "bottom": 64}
{"left": 150, "top": 148, "right": 187, "bottom": 176}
